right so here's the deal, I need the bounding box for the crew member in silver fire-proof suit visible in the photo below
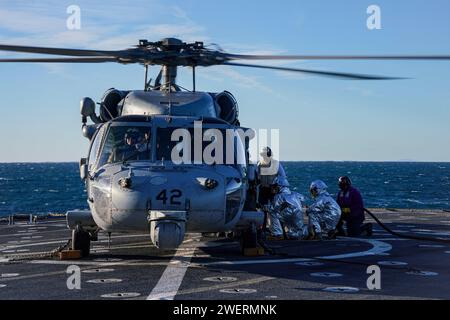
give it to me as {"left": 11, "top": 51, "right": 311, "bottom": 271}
{"left": 268, "top": 183, "right": 308, "bottom": 240}
{"left": 257, "top": 146, "right": 289, "bottom": 207}
{"left": 306, "top": 180, "right": 341, "bottom": 240}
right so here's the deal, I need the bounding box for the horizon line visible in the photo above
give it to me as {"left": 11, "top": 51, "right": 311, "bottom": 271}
{"left": 1, "top": 160, "right": 450, "bottom": 164}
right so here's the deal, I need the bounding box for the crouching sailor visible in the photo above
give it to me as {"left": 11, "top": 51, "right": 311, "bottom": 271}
{"left": 306, "top": 180, "right": 341, "bottom": 240}
{"left": 336, "top": 176, "right": 373, "bottom": 237}
{"left": 268, "top": 182, "right": 308, "bottom": 240}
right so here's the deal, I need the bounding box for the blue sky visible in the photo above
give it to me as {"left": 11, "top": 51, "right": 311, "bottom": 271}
{"left": 0, "top": 0, "right": 450, "bottom": 162}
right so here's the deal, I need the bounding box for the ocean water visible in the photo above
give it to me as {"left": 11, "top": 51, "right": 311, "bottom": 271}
{"left": 0, "top": 163, "right": 86, "bottom": 217}
{"left": 283, "top": 162, "right": 450, "bottom": 210}
{"left": 0, "top": 162, "right": 449, "bottom": 217}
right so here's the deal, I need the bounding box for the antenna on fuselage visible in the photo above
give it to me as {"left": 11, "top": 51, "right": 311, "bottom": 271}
{"left": 144, "top": 64, "right": 149, "bottom": 91}
{"left": 192, "top": 66, "right": 196, "bottom": 92}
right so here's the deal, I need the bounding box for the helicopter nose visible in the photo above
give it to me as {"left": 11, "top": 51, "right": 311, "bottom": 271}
{"left": 108, "top": 166, "right": 236, "bottom": 237}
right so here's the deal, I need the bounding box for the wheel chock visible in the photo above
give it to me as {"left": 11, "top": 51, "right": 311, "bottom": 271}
{"left": 243, "top": 247, "right": 265, "bottom": 256}
{"left": 59, "top": 249, "right": 82, "bottom": 260}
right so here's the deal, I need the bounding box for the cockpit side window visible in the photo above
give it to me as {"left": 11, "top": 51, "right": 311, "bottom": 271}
{"left": 88, "top": 125, "right": 106, "bottom": 171}
{"left": 97, "top": 125, "right": 152, "bottom": 166}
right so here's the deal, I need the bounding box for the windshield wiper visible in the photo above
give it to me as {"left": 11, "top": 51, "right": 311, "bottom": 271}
{"left": 122, "top": 150, "right": 141, "bottom": 165}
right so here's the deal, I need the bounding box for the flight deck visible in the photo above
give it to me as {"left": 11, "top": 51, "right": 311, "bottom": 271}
{"left": 1, "top": 208, "right": 450, "bottom": 300}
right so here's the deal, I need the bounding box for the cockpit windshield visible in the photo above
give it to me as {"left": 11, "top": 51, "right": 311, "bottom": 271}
{"left": 97, "top": 125, "right": 152, "bottom": 167}
{"left": 92, "top": 123, "right": 247, "bottom": 169}
{"left": 156, "top": 127, "right": 247, "bottom": 167}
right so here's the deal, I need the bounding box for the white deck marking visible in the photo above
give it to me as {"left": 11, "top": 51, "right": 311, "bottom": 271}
{"left": 416, "top": 231, "right": 450, "bottom": 236}
{"left": 371, "top": 238, "right": 409, "bottom": 241}
{"left": 151, "top": 276, "right": 273, "bottom": 300}
{"left": 30, "top": 260, "right": 121, "bottom": 266}
{"left": 0, "top": 270, "right": 66, "bottom": 282}
{"left": 2, "top": 234, "right": 150, "bottom": 250}
{"left": 201, "top": 238, "right": 392, "bottom": 266}
{"left": 378, "top": 261, "right": 408, "bottom": 266}
{"left": 0, "top": 229, "right": 68, "bottom": 238}
{"left": 7, "top": 262, "right": 141, "bottom": 283}
{"left": 147, "top": 243, "right": 198, "bottom": 300}
{"left": 82, "top": 268, "right": 115, "bottom": 273}
{"left": 406, "top": 270, "right": 438, "bottom": 276}
{"left": 317, "top": 238, "right": 392, "bottom": 260}
{"left": 418, "top": 244, "right": 446, "bottom": 248}
{"left": 3, "top": 240, "right": 67, "bottom": 249}
{"left": 310, "top": 272, "right": 342, "bottom": 278}
{"left": 323, "top": 286, "right": 359, "bottom": 293}
{"left": 202, "top": 257, "right": 312, "bottom": 266}
{"left": 220, "top": 288, "right": 257, "bottom": 294}
{"left": 98, "top": 234, "right": 148, "bottom": 239}
{"left": 29, "top": 259, "right": 192, "bottom": 268}
{"left": 101, "top": 292, "right": 141, "bottom": 298}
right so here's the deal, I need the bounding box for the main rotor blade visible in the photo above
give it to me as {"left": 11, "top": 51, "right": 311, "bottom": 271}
{"left": 225, "top": 54, "right": 450, "bottom": 61}
{"left": 223, "top": 62, "right": 404, "bottom": 80}
{"left": 0, "top": 57, "right": 118, "bottom": 63}
{"left": 0, "top": 44, "right": 120, "bottom": 57}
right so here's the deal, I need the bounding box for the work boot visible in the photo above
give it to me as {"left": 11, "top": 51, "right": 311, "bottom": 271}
{"left": 327, "top": 229, "right": 338, "bottom": 240}
{"left": 267, "top": 234, "right": 284, "bottom": 241}
{"left": 305, "top": 229, "right": 322, "bottom": 240}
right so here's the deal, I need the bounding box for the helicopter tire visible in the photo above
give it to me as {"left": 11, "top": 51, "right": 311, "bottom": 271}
{"left": 72, "top": 225, "right": 91, "bottom": 257}
{"left": 240, "top": 224, "right": 258, "bottom": 253}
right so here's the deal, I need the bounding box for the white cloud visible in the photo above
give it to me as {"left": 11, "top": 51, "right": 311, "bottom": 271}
{"left": 0, "top": 8, "right": 63, "bottom": 33}
{"left": 0, "top": 1, "right": 207, "bottom": 49}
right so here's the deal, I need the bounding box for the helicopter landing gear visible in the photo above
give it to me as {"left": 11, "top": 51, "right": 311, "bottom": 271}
{"left": 72, "top": 225, "right": 91, "bottom": 257}
{"left": 240, "top": 223, "right": 264, "bottom": 256}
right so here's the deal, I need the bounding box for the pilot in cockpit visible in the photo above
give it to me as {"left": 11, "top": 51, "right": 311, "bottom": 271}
{"left": 109, "top": 129, "right": 150, "bottom": 163}
{"left": 136, "top": 130, "right": 151, "bottom": 154}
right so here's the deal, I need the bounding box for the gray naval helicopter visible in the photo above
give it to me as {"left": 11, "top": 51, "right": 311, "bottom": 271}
{"left": 1, "top": 38, "right": 450, "bottom": 257}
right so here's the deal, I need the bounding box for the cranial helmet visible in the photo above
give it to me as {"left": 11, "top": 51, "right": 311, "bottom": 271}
{"left": 124, "top": 128, "right": 140, "bottom": 142}
{"left": 310, "top": 180, "right": 328, "bottom": 198}
{"left": 260, "top": 146, "right": 272, "bottom": 158}
{"left": 338, "top": 176, "right": 352, "bottom": 190}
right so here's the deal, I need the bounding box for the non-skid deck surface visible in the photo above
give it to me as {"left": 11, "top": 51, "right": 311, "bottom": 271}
{"left": 1, "top": 209, "right": 450, "bottom": 300}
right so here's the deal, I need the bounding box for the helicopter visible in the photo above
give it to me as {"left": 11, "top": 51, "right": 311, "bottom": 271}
{"left": 1, "top": 37, "right": 450, "bottom": 257}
